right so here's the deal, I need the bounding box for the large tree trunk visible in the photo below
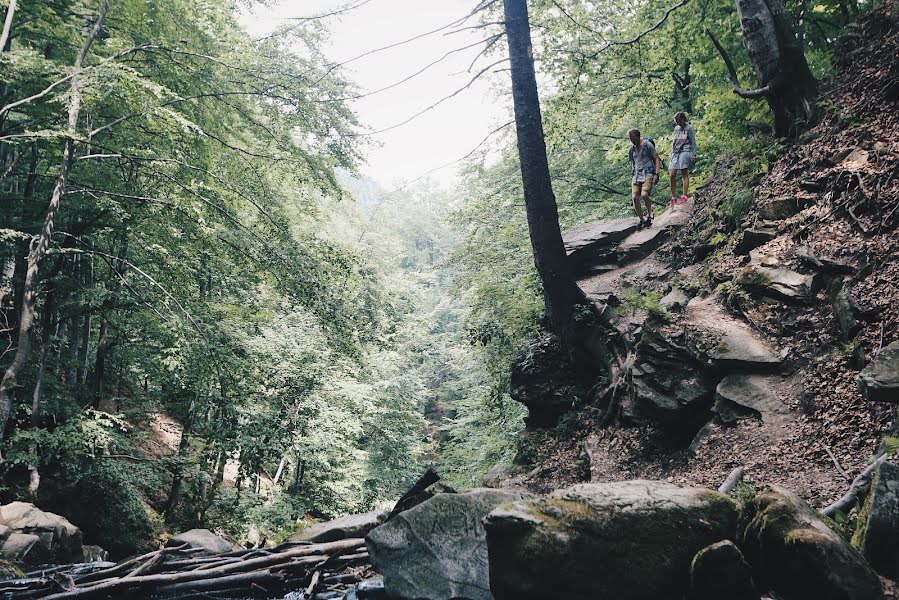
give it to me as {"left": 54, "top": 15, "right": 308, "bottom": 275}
{"left": 503, "top": 0, "right": 582, "bottom": 337}
{"left": 164, "top": 394, "right": 196, "bottom": 522}
{"left": 28, "top": 289, "right": 54, "bottom": 496}
{"left": 738, "top": 0, "right": 817, "bottom": 136}
{"left": 0, "top": 0, "right": 109, "bottom": 459}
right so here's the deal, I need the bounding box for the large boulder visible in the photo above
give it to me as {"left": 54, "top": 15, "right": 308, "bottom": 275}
{"left": 167, "top": 529, "right": 235, "bottom": 555}
{"left": 366, "top": 488, "right": 531, "bottom": 600}
{"left": 739, "top": 486, "right": 883, "bottom": 600}
{"left": 563, "top": 217, "right": 639, "bottom": 275}
{"left": 852, "top": 461, "right": 899, "bottom": 576}
{"left": 484, "top": 480, "right": 738, "bottom": 600}
{"left": 859, "top": 341, "right": 899, "bottom": 403}
{"left": 0, "top": 502, "right": 83, "bottom": 564}
{"left": 757, "top": 196, "right": 814, "bottom": 221}
{"left": 685, "top": 297, "right": 782, "bottom": 372}
{"left": 735, "top": 227, "right": 777, "bottom": 255}
{"left": 289, "top": 509, "right": 388, "bottom": 544}
{"left": 689, "top": 540, "right": 760, "bottom": 600}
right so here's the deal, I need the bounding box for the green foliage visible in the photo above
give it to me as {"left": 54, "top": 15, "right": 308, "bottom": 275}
{"left": 616, "top": 288, "right": 665, "bottom": 319}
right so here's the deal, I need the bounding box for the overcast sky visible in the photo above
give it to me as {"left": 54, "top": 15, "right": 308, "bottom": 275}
{"left": 240, "top": 0, "right": 510, "bottom": 189}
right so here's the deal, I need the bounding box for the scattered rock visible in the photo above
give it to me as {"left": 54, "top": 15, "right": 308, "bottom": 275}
{"left": 483, "top": 463, "right": 513, "bottom": 488}
{"left": 167, "top": 529, "right": 235, "bottom": 555}
{"left": 366, "top": 488, "right": 531, "bottom": 600}
{"left": 795, "top": 246, "right": 854, "bottom": 275}
{"left": 631, "top": 332, "right": 714, "bottom": 430}
{"left": 713, "top": 375, "right": 792, "bottom": 425}
{"left": 660, "top": 288, "right": 690, "bottom": 312}
{"left": 735, "top": 228, "right": 778, "bottom": 255}
{"left": 0, "top": 502, "right": 83, "bottom": 565}
{"left": 859, "top": 341, "right": 899, "bottom": 403}
{"left": 757, "top": 196, "right": 815, "bottom": 221}
{"left": 852, "top": 461, "right": 899, "bottom": 577}
{"left": 737, "top": 265, "right": 817, "bottom": 302}
{"left": 484, "top": 480, "right": 737, "bottom": 600}
{"left": 834, "top": 286, "right": 864, "bottom": 341}
{"left": 685, "top": 297, "right": 782, "bottom": 371}
{"left": 289, "top": 509, "right": 388, "bottom": 544}
{"left": 690, "top": 540, "right": 760, "bottom": 600}
{"left": 688, "top": 421, "right": 720, "bottom": 456}
{"left": 739, "top": 486, "right": 883, "bottom": 600}
{"left": 81, "top": 545, "right": 109, "bottom": 563}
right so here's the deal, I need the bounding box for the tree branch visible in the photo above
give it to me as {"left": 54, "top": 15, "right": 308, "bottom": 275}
{"left": 705, "top": 28, "right": 771, "bottom": 99}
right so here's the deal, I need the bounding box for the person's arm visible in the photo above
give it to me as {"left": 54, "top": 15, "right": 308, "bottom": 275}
{"left": 689, "top": 126, "right": 696, "bottom": 154}
{"left": 653, "top": 145, "right": 662, "bottom": 174}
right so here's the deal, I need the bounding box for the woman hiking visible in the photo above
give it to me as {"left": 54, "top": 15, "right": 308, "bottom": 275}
{"left": 669, "top": 112, "right": 696, "bottom": 206}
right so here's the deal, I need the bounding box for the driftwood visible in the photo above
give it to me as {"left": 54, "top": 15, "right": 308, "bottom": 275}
{"left": 386, "top": 467, "right": 441, "bottom": 521}
{"left": 822, "top": 454, "right": 888, "bottom": 517}
{"left": 3, "top": 538, "right": 368, "bottom": 600}
{"left": 718, "top": 466, "right": 745, "bottom": 494}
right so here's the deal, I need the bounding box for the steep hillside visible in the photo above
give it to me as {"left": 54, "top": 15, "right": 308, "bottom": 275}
{"left": 497, "top": 2, "right": 899, "bottom": 519}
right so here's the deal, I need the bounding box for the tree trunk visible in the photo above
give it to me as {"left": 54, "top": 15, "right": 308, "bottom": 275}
{"left": 736, "top": 0, "right": 817, "bottom": 136}
{"left": 78, "top": 250, "right": 93, "bottom": 386}
{"left": 90, "top": 233, "right": 127, "bottom": 410}
{"left": 28, "top": 289, "right": 54, "bottom": 496}
{"left": 0, "top": 0, "right": 110, "bottom": 459}
{"left": 503, "top": 0, "right": 582, "bottom": 337}
{"left": 165, "top": 394, "right": 196, "bottom": 522}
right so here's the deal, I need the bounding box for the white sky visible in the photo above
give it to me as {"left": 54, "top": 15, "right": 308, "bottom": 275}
{"left": 240, "top": 0, "right": 510, "bottom": 189}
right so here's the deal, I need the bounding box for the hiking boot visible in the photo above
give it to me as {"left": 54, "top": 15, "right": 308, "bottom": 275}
{"left": 676, "top": 195, "right": 688, "bottom": 205}
{"left": 637, "top": 218, "right": 645, "bottom": 230}
{"left": 645, "top": 216, "right": 653, "bottom": 227}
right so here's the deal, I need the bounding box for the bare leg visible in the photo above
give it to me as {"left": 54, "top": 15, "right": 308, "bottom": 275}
{"left": 669, "top": 171, "right": 677, "bottom": 197}
{"left": 642, "top": 192, "right": 653, "bottom": 218}
{"left": 682, "top": 169, "right": 690, "bottom": 197}
{"left": 633, "top": 193, "right": 643, "bottom": 218}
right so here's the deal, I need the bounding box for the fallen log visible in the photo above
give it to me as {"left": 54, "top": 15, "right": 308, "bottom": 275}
{"left": 718, "top": 466, "right": 745, "bottom": 494}
{"left": 39, "top": 538, "right": 366, "bottom": 600}
{"left": 386, "top": 467, "right": 440, "bottom": 521}
{"left": 822, "top": 453, "right": 888, "bottom": 517}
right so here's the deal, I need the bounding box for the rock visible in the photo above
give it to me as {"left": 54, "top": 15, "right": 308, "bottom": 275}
{"left": 690, "top": 540, "right": 760, "bottom": 600}
{"left": 660, "top": 288, "right": 690, "bottom": 312}
{"left": 366, "top": 488, "right": 531, "bottom": 600}
{"left": 0, "top": 533, "right": 41, "bottom": 562}
{"left": 483, "top": 463, "right": 513, "bottom": 488}
{"left": 859, "top": 341, "right": 899, "bottom": 403}
{"left": 484, "top": 480, "right": 738, "bottom": 600}
{"left": 563, "top": 218, "right": 639, "bottom": 275}
{"left": 757, "top": 196, "right": 815, "bottom": 221}
{"left": 688, "top": 421, "right": 720, "bottom": 456}
{"left": 834, "top": 286, "right": 863, "bottom": 341}
{"left": 735, "top": 228, "right": 777, "bottom": 255}
{"left": 630, "top": 332, "right": 714, "bottom": 431}
{"left": 167, "top": 529, "right": 235, "bottom": 555}
{"left": 0, "top": 558, "right": 25, "bottom": 580}
{"left": 289, "top": 509, "right": 388, "bottom": 544}
{"left": 737, "top": 265, "right": 817, "bottom": 302}
{"left": 685, "top": 297, "right": 782, "bottom": 371}
{"left": 739, "top": 486, "right": 883, "bottom": 600}
{"left": 509, "top": 336, "right": 591, "bottom": 427}
{"left": 795, "top": 246, "right": 854, "bottom": 275}
{"left": 81, "top": 544, "right": 109, "bottom": 563}
{"left": 0, "top": 502, "right": 83, "bottom": 564}
{"left": 713, "top": 375, "right": 792, "bottom": 425}
{"left": 356, "top": 576, "right": 387, "bottom": 599}
{"left": 852, "top": 461, "right": 899, "bottom": 576}
{"left": 618, "top": 224, "right": 670, "bottom": 265}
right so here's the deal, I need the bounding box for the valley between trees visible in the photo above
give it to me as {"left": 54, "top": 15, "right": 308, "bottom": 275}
{"left": 0, "top": 0, "right": 898, "bottom": 598}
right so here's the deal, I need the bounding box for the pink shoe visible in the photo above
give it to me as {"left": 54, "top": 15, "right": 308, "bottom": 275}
{"left": 670, "top": 197, "right": 677, "bottom": 208}
{"left": 676, "top": 195, "right": 688, "bottom": 205}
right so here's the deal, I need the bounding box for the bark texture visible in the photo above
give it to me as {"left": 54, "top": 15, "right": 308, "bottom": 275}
{"left": 503, "top": 0, "right": 582, "bottom": 336}
{"left": 737, "top": 0, "right": 817, "bottom": 136}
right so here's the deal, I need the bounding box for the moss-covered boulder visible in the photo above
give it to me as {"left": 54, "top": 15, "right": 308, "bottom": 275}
{"left": 484, "top": 480, "right": 738, "bottom": 600}
{"left": 851, "top": 461, "right": 899, "bottom": 577}
{"left": 288, "top": 509, "right": 388, "bottom": 544}
{"left": 689, "top": 540, "right": 760, "bottom": 600}
{"left": 739, "top": 486, "right": 883, "bottom": 600}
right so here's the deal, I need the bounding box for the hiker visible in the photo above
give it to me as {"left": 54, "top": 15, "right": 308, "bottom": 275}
{"left": 627, "top": 128, "right": 662, "bottom": 229}
{"left": 669, "top": 112, "right": 696, "bottom": 206}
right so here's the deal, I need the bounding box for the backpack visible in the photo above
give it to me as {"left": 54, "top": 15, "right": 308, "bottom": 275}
{"left": 643, "top": 137, "right": 667, "bottom": 172}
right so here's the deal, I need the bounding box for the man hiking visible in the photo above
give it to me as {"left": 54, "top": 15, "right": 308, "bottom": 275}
{"left": 627, "top": 128, "right": 662, "bottom": 229}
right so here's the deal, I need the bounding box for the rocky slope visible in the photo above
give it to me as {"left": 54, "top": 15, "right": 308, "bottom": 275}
{"left": 498, "top": 0, "right": 899, "bottom": 564}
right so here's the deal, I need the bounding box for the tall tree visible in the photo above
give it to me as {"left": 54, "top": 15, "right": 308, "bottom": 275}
{"left": 708, "top": 0, "right": 817, "bottom": 136}
{"left": 503, "top": 0, "right": 583, "bottom": 337}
